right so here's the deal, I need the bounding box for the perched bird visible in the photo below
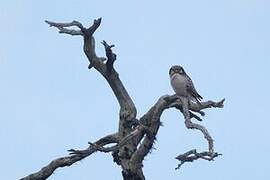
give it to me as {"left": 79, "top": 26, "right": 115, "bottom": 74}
{"left": 169, "top": 65, "right": 203, "bottom": 104}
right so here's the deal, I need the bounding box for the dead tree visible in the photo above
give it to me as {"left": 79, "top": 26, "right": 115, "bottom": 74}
{"left": 20, "top": 18, "right": 224, "bottom": 180}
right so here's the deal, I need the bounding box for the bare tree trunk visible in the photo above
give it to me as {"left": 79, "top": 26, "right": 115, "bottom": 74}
{"left": 20, "top": 18, "right": 224, "bottom": 180}
{"left": 122, "top": 169, "right": 145, "bottom": 180}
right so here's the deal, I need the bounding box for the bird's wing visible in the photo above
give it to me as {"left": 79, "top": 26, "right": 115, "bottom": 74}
{"left": 185, "top": 75, "right": 203, "bottom": 100}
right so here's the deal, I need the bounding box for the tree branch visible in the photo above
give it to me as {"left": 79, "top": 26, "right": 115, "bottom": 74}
{"left": 189, "top": 98, "right": 225, "bottom": 112}
{"left": 20, "top": 133, "right": 118, "bottom": 180}
{"left": 101, "top": 40, "right": 117, "bottom": 74}
{"left": 175, "top": 149, "right": 222, "bottom": 170}
{"left": 45, "top": 20, "right": 84, "bottom": 36}
{"left": 130, "top": 95, "right": 224, "bottom": 170}
{"left": 45, "top": 17, "right": 137, "bottom": 126}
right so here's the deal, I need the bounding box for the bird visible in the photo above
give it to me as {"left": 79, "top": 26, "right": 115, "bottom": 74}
{"left": 169, "top": 65, "right": 203, "bottom": 104}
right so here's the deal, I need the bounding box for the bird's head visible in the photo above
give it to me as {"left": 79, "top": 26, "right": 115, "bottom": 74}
{"left": 169, "top": 65, "right": 186, "bottom": 77}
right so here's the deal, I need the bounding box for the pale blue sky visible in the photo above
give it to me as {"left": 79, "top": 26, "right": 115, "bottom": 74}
{"left": 1, "top": 0, "right": 269, "bottom": 179}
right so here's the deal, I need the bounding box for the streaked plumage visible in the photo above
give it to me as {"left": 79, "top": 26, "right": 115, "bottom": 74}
{"left": 169, "top": 65, "right": 202, "bottom": 103}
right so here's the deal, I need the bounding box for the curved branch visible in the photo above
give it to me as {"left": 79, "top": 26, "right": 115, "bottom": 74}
{"left": 20, "top": 133, "right": 118, "bottom": 180}
{"left": 185, "top": 120, "right": 214, "bottom": 152}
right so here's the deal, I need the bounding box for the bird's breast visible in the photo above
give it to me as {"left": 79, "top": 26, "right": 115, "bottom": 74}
{"left": 170, "top": 74, "right": 188, "bottom": 96}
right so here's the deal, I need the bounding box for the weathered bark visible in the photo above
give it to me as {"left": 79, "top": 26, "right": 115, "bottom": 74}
{"left": 20, "top": 18, "right": 224, "bottom": 180}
